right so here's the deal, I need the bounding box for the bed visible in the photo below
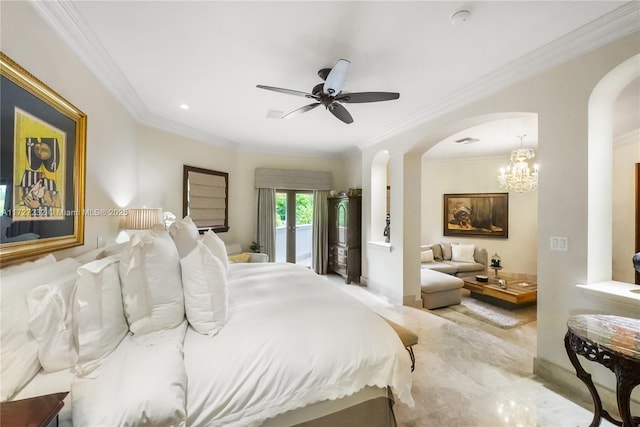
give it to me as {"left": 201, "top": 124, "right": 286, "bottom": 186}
{"left": 2, "top": 223, "right": 414, "bottom": 426}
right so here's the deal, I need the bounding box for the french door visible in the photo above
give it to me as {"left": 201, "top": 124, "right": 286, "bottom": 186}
{"left": 275, "top": 190, "right": 313, "bottom": 266}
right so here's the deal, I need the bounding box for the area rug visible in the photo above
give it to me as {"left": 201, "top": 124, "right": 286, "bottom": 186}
{"left": 433, "top": 296, "right": 537, "bottom": 329}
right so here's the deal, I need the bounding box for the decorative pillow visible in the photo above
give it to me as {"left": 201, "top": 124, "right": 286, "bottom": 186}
{"left": 168, "top": 216, "right": 199, "bottom": 259}
{"left": 452, "top": 244, "right": 476, "bottom": 263}
{"left": 73, "top": 257, "right": 128, "bottom": 378}
{"left": 180, "top": 241, "right": 228, "bottom": 336}
{"left": 431, "top": 244, "right": 444, "bottom": 261}
{"left": 228, "top": 252, "right": 251, "bottom": 263}
{"left": 1, "top": 257, "right": 80, "bottom": 401}
{"left": 202, "top": 229, "right": 230, "bottom": 275}
{"left": 420, "top": 250, "right": 434, "bottom": 263}
{"left": 119, "top": 225, "right": 185, "bottom": 336}
{"left": 440, "top": 242, "right": 453, "bottom": 260}
{"left": 27, "top": 272, "right": 79, "bottom": 372}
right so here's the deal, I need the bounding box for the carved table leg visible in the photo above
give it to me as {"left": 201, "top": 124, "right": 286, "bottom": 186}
{"left": 565, "top": 331, "right": 604, "bottom": 427}
{"left": 614, "top": 360, "right": 640, "bottom": 427}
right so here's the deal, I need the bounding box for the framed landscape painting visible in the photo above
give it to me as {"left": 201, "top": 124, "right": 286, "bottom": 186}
{"left": 443, "top": 193, "right": 508, "bottom": 238}
{"left": 0, "top": 53, "right": 87, "bottom": 265}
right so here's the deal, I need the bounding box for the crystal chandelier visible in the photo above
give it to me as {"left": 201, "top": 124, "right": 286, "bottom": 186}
{"left": 498, "top": 135, "right": 539, "bottom": 193}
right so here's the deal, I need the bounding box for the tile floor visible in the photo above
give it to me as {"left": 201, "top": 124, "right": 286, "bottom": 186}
{"left": 323, "top": 273, "right": 622, "bottom": 427}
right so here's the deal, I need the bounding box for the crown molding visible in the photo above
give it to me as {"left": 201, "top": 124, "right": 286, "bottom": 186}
{"left": 614, "top": 128, "right": 640, "bottom": 146}
{"left": 29, "top": 1, "right": 639, "bottom": 157}
{"left": 358, "top": 1, "right": 640, "bottom": 151}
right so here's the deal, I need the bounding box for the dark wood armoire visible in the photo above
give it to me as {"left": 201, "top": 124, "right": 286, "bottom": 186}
{"left": 328, "top": 194, "right": 361, "bottom": 284}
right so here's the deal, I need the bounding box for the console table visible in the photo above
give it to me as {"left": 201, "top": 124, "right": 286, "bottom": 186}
{"left": 564, "top": 314, "right": 640, "bottom": 427}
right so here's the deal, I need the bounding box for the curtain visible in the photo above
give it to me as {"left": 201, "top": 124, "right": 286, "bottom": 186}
{"left": 312, "top": 190, "right": 329, "bottom": 274}
{"left": 256, "top": 188, "right": 276, "bottom": 262}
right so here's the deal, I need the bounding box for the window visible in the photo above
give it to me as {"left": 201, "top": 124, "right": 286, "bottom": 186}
{"left": 183, "top": 165, "right": 229, "bottom": 233}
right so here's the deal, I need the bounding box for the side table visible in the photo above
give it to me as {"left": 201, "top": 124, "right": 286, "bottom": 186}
{"left": 564, "top": 314, "right": 640, "bottom": 427}
{"left": 1, "top": 391, "right": 68, "bottom": 427}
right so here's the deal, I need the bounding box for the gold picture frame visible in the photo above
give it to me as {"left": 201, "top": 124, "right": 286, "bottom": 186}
{"left": 1, "top": 53, "right": 87, "bottom": 265}
{"left": 443, "top": 193, "right": 508, "bottom": 238}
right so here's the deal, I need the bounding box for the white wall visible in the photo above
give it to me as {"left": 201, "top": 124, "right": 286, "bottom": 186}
{"left": 2, "top": 1, "right": 139, "bottom": 258}
{"left": 612, "top": 133, "right": 640, "bottom": 282}
{"left": 2, "top": 1, "right": 351, "bottom": 259}
{"left": 422, "top": 157, "right": 537, "bottom": 275}
{"left": 361, "top": 33, "right": 640, "bottom": 395}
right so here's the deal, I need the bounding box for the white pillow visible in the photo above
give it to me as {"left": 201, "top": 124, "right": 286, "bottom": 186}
{"left": 0, "top": 257, "right": 80, "bottom": 401}
{"left": 27, "top": 272, "right": 79, "bottom": 372}
{"left": 451, "top": 244, "right": 476, "bottom": 263}
{"left": 119, "top": 225, "right": 185, "bottom": 336}
{"left": 73, "top": 257, "right": 128, "bottom": 378}
{"left": 202, "top": 229, "right": 229, "bottom": 275}
{"left": 169, "top": 216, "right": 200, "bottom": 259}
{"left": 180, "top": 241, "right": 228, "bottom": 336}
{"left": 420, "top": 249, "right": 434, "bottom": 263}
{"left": 1, "top": 253, "right": 56, "bottom": 275}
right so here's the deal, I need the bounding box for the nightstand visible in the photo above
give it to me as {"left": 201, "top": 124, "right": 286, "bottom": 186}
{"left": 1, "top": 392, "right": 68, "bottom": 427}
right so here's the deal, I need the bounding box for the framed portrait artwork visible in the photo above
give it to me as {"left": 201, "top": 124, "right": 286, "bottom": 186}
{"left": 0, "top": 53, "right": 87, "bottom": 265}
{"left": 443, "top": 193, "right": 508, "bottom": 238}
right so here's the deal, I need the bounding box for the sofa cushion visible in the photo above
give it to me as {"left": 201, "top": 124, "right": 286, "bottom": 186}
{"left": 181, "top": 241, "right": 228, "bottom": 336}
{"left": 27, "top": 272, "right": 78, "bottom": 372}
{"left": 119, "top": 225, "right": 185, "bottom": 336}
{"left": 0, "top": 254, "right": 56, "bottom": 275}
{"left": 451, "top": 261, "right": 487, "bottom": 274}
{"left": 1, "top": 257, "right": 81, "bottom": 401}
{"left": 452, "top": 244, "right": 475, "bottom": 263}
{"left": 74, "top": 257, "right": 128, "bottom": 378}
{"left": 420, "top": 269, "right": 464, "bottom": 293}
{"left": 440, "top": 242, "right": 453, "bottom": 260}
{"left": 228, "top": 252, "right": 251, "bottom": 263}
{"left": 421, "top": 261, "right": 458, "bottom": 275}
{"left": 420, "top": 249, "right": 434, "bottom": 263}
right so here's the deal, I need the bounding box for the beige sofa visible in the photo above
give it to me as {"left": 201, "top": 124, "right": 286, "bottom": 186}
{"left": 420, "top": 242, "right": 487, "bottom": 276}
{"left": 418, "top": 243, "right": 488, "bottom": 310}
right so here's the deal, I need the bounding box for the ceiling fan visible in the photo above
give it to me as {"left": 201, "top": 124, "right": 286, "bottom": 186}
{"left": 256, "top": 59, "right": 400, "bottom": 124}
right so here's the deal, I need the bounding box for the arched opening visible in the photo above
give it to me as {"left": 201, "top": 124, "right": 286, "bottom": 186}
{"left": 587, "top": 54, "right": 639, "bottom": 284}
{"left": 371, "top": 150, "right": 390, "bottom": 243}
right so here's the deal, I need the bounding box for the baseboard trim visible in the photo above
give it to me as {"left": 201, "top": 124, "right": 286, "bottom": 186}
{"left": 533, "top": 357, "right": 640, "bottom": 411}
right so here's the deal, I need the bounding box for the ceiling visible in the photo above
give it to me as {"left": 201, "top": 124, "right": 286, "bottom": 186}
{"left": 32, "top": 1, "right": 638, "bottom": 159}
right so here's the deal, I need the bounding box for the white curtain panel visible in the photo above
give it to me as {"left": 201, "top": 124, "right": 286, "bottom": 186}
{"left": 312, "top": 190, "right": 329, "bottom": 274}
{"left": 256, "top": 188, "right": 276, "bottom": 262}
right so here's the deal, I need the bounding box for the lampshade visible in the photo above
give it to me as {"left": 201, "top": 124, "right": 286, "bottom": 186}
{"left": 124, "top": 208, "right": 163, "bottom": 230}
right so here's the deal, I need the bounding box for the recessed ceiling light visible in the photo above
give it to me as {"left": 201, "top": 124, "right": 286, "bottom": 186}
{"left": 179, "top": 104, "right": 190, "bottom": 110}
{"left": 450, "top": 10, "right": 471, "bottom": 26}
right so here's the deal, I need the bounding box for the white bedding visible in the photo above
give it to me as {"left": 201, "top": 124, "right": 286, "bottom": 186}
{"left": 184, "top": 263, "right": 413, "bottom": 426}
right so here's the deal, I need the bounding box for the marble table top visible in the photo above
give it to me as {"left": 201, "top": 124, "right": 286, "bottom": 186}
{"left": 567, "top": 314, "right": 640, "bottom": 360}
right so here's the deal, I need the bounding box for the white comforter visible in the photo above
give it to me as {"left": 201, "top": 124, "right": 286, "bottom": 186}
{"left": 184, "top": 263, "right": 413, "bottom": 426}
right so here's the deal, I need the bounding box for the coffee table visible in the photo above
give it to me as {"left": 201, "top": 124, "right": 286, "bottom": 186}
{"left": 462, "top": 273, "right": 537, "bottom": 310}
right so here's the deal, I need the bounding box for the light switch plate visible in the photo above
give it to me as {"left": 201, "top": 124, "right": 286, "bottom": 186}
{"left": 550, "top": 236, "right": 568, "bottom": 251}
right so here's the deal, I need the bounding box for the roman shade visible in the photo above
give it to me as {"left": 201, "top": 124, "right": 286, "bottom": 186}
{"left": 254, "top": 168, "right": 332, "bottom": 190}
{"left": 184, "top": 166, "right": 229, "bottom": 232}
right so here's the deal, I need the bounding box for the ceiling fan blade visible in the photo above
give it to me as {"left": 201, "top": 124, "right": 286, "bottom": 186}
{"left": 256, "top": 85, "right": 318, "bottom": 99}
{"left": 328, "top": 102, "right": 353, "bottom": 124}
{"left": 323, "top": 59, "right": 350, "bottom": 96}
{"left": 335, "top": 92, "right": 400, "bottom": 103}
{"left": 281, "top": 102, "right": 321, "bottom": 119}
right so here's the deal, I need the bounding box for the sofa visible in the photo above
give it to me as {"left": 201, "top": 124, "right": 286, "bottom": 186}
{"left": 1, "top": 216, "right": 414, "bottom": 426}
{"left": 420, "top": 242, "right": 488, "bottom": 276}
{"left": 418, "top": 242, "right": 488, "bottom": 310}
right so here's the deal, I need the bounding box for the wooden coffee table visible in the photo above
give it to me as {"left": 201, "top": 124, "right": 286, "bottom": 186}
{"left": 462, "top": 273, "right": 537, "bottom": 310}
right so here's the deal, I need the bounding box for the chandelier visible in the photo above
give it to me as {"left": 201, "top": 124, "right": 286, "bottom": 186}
{"left": 498, "top": 135, "right": 539, "bottom": 193}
